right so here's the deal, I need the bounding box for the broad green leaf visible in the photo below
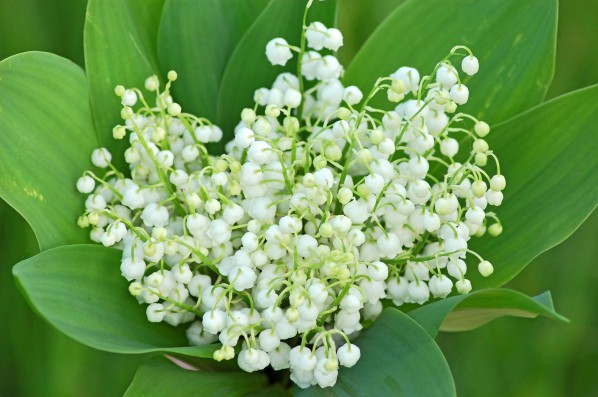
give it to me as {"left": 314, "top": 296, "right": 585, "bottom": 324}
{"left": 13, "top": 244, "right": 217, "bottom": 357}
{"left": 0, "top": 52, "right": 96, "bottom": 251}
{"left": 217, "top": 0, "right": 338, "bottom": 136}
{"left": 297, "top": 308, "right": 455, "bottom": 397}
{"left": 337, "top": 0, "right": 407, "bottom": 65}
{"left": 0, "top": 200, "right": 144, "bottom": 397}
{"left": 0, "top": 0, "right": 87, "bottom": 66}
{"left": 157, "top": 0, "right": 270, "bottom": 127}
{"left": 441, "top": 290, "right": 567, "bottom": 332}
{"left": 246, "top": 384, "right": 293, "bottom": 397}
{"left": 345, "top": 0, "right": 557, "bottom": 124}
{"left": 470, "top": 85, "right": 598, "bottom": 288}
{"left": 409, "top": 289, "right": 567, "bottom": 337}
{"left": 124, "top": 356, "right": 268, "bottom": 397}
{"left": 84, "top": 0, "right": 164, "bottom": 164}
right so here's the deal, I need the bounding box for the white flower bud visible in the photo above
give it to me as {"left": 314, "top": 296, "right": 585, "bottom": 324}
{"left": 423, "top": 211, "right": 441, "bottom": 232}
{"left": 141, "top": 203, "right": 169, "bottom": 228}
{"left": 478, "top": 260, "right": 494, "bottom": 277}
{"left": 343, "top": 85, "right": 363, "bottom": 105}
{"left": 471, "top": 180, "right": 488, "bottom": 198}
{"left": 314, "top": 358, "right": 339, "bottom": 388}
{"left": 390, "top": 66, "right": 420, "bottom": 94}
{"left": 449, "top": 84, "right": 469, "bottom": 105}
{"left": 259, "top": 330, "right": 281, "bottom": 352}
{"left": 121, "top": 89, "right": 137, "bottom": 106}
{"left": 461, "top": 55, "right": 479, "bottom": 75}
{"left": 301, "top": 51, "right": 322, "bottom": 81}
{"left": 447, "top": 259, "right": 467, "bottom": 279}
{"left": 284, "top": 89, "right": 302, "bottom": 108}
{"left": 408, "top": 157, "right": 429, "bottom": 179}
{"left": 339, "top": 294, "right": 362, "bottom": 314}
{"left": 378, "top": 138, "right": 395, "bottom": 155}
{"left": 186, "top": 193, "right": 203, "bottom": 211}
{"left": 408, "top": 281, "right": 430, "bottom": 304}
{"left": 440, "top": 138, "right": 459, "bottom": 157}
{"left": 222, "top": 204, "right": 244, "bottom": 225}
{"left": 364, "top": 173, "right": 385, "bottom": 195}
{"left": 314, "top": 168, "right": 334, "bottom": 188}
{"left": 368, "top": 261, "right": 388, "bottom": 282}
{"left": 488, "top": 223, "right": 503, "bottom": 236}
{"left": 456, "top": 279, "right": 473, "bottom": 294}
{"left": 113, "top": 125, "right": 126, "bottom": 140}
{"left": 247, "top": 141, "right": 274, "bottom": 165}
{"left": 230, "top": 266, "right": 257, "bottom": 291}
{"left": 120, "top": 257, "right": 146, "bottom": 281}
{"left": 167, "top": 103, "right": 182, "bottom": 116}
{"left": 490, "top": 175, "right": 506, "bottom": 191}
{"left": 343, "top": 200, "right": 369, "bottom": 224}
{"left": 337, "top": 343, "right": 360, "bottom": 367}
{"left": 387, "top": 89, "right": 405, "bottom": 103}
{"left": 207, "top": 219, "right": 232, "bottom": 245}
{"left": 473, "top": 139, "right": 489, "bottom": 153}
{"left": 306, "top": 22, "right": 327, "bottom": 50}
{"left": 475, "top": 154, "right": 488, "bottom": 167}
{"left": 254, "top": 88, "right": 270, "bottom": 106}
{"left": 203, "top": 310, "right": 227, "bottom": 334}
{"left": 316, "top": 56, "right": 342, "bottom": 81}
{"left": 429, "top": 275, "right": 453, "bottom": 298}
{"left": 465, "top": 206, "right": 485, "bottom": 225}
{"left": 194, "top": 125, "right": 212, "bottom": 143}
{"left": 124, "top": 147, "right": 141, "bottom": 164}
{"left": 146, "top": 303, "right": 166, "bottom": 322}
{"left": 76, "top": 175, "right": 95, "bottom": 193}
{"left": 251, "top": 122, "right": 272, "bottom": 143}
{"left": 323, "top": 28, "right": 343, "bottom": 51}
{"left": 205, "top": 198, "right": 222, "bottom": 214}
{"left": 173, "top": 263, "right": 193, "bottom": 284}
{"left": 241, "top": 108, "right": 256, "bottom": 125}
{"left": 386, "top": 277, "right": 409, "bottom": 305}
{"left": 296, "top": 235, "right": 318, "bottom": 258}
{"left": 269, "top": 343, "right": 291, "bottom": 370}
{"left": 91, "top": 148, "right": 112, "bottom": 168}
{"left": 167, "top": 70, "right": 178, "bottom": 81}
{"left": 85, "top": 194, "right": 106, "bottom": 211}
{"left": 436, "top": 64, "right": 458, "bottom": 88}
{"left": 265, "top": 38, "right": 293, "bottom": 66}
{"left": 475, "top": 121, "right": 490, "bottom": 137}
{"left": 486, "top": 190, "right": 504, "bottom": 206}
{"left": 144, "top": 75, "right": 159, "bottom": 91}
{"left": 235, "top": 127, "right": 255, "bottom": 149}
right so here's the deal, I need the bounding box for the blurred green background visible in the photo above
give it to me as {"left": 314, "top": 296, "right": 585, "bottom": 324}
{"left": 0, "top": 0, "right": 596, "bottom": 396}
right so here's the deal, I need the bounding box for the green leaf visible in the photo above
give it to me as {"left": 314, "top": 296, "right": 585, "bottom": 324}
{"left": 157, "top": 0, "right": 270, "bottom": 126}
{"left": 124, "top": 356, "right": 268, "bottom": 397}
{"left": 13, "top": 244, "right": 216, "bottom": 357}
{"left": 345, "top": 0, "right": 557, "bottom": 124}
{"left": 296, "top": 308, "right": 455, "bottom": 397}
{"left": 0, "top": 52, "right": 96, "bottom": 251}
{"left": 470, "top": 85, "right": 598, "bottom": 288}
{"left": 84, "top": 0, "right": 164, "bottom": 164}
{"left": 442, "top": 290, "right": 567, "bottom": 332}
{"left": 337, "top": 0, "right": 407, "bottom": 65}
{"left": 409, "top": 289, "right": 567, "bottom": 337}
{"left": 245, "top": 384, "right": 293, "bottom": 397}
{"left": 217, "top": 0, "right": 337, "bottom": 136}
{"left": 0, "top": 0, "right": 88, "bottom": 66}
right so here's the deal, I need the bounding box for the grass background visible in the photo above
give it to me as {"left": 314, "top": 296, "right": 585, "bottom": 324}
{"left": 0, "top": 0, "right": 596, "bottom": 395}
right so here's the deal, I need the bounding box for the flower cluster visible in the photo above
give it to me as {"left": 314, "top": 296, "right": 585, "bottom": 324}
{"left": 76, "top": 4, "right": 505, "bottom": 389}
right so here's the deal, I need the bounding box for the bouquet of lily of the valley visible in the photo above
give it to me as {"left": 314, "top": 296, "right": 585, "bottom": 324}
{"left": 1, "top": 0, "right": 596, "bottom": 395}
